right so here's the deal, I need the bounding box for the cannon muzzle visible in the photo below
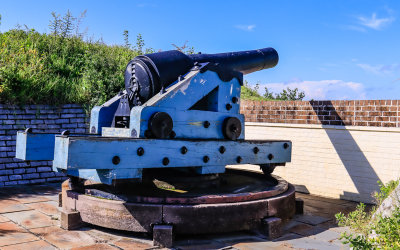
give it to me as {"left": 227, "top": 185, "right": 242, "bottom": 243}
{"left": 125, "top": 48, "right": 278, "bottom": 105}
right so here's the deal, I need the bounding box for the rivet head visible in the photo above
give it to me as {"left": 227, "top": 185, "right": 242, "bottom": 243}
{"left": 232, "top": 97, "right": 238, "bottom": 104}
{"left": 90, "top": 126, "right": 96, "bottom": 134}
{"left": 137, "top": 147, "right": 144, "bottom": 156}
{"left": 203, "top": 121, "right": 210, "bottom": 128}
{"left": 253, "top": 147, "right": 259, "bottom": 154}
{"left": 169, "top": 131, "right": 176, "bottom": 139}
{"left": 181, "top": 146, "right": 188, "bottom": 154}
{"left": 268, "top": 154, "right": 274, "bottom": 160}
{"left": 203, "top": 156, "right": 209, "bottom": 163}
{"left": 236, "top": 156, "right": 242, "bottom": 163}
{"left": 219, "top": 146, "right": 226, "bottom": 154}
{"left": 283, "top": 143, "right": 289, "bottom": 149}
{"left": 226, "top": 103, "right": 232, "bottom": 111}
{"left": 112, "top": 156, "right": 120, "bottom": 165}
{"left": 162, "top": 157, "right": 170, "bottom": 166}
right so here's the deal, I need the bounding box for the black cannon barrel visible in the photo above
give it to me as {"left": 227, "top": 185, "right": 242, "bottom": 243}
{"left": 125, "top": 47, "right": 278, "bottom": 105}
{"left": 189, "top": 47, "right": 278, "bottom": 75}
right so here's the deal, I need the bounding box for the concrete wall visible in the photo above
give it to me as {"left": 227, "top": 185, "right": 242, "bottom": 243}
{"left": 0, "top": 104, "right": 87, "bottom": 186}
{"left": 244, "top": 122, "right": 400, "bottom": 203}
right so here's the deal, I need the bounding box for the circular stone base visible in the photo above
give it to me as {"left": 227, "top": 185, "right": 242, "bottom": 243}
{"left": 61, "top": 169, "right": 296, "bottom": 235}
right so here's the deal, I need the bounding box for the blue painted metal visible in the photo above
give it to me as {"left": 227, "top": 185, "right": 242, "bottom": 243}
{"left": 130, "top": 107, "right": 244, "bottom": 139}
{"left": 52, "top": 136, "right": 291, "bottom": 170}
{"left": 15, "top": 131, "right": 56, "bottom": 160}
{"left": 90, "top": 93, "right": 121, "bottom": 134}
{"left": 129, "top": 70, "right": 243, "bottom": 140}
{"left": 60, "top": 169, "right": 142, "bottom": 185}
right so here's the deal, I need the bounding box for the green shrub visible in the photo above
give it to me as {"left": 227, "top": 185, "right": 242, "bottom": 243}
{"left": 336, "top": 179, "right": 400, "bottom": 249}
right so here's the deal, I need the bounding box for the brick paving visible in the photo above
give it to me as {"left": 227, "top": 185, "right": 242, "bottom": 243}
{"left": 0, "top": 183, "right": 359, "bottom": 249}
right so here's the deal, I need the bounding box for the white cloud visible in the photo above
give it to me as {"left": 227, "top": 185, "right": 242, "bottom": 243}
{"left": 357, "top": 13, "right": 394, "bottom": 30}
{"left": 357, "top": 63, "right": 400, "bottom": 75}
{"left": 234, "top": 25, "right": 256, "bottom": 32}
{"left": 258, "top": 80, "right": 366, "bottom": 100}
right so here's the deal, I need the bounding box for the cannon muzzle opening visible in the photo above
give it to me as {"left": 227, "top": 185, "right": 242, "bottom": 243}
{"left": 125, "top": 47, "right": 278, "bottom": 105}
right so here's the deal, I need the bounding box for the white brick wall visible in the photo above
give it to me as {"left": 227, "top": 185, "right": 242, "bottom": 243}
{"left": 242, "top": 122, "right": 400, "bottom": 203}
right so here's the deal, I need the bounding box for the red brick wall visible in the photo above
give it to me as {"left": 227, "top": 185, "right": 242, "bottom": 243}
{"left": 240, "top": 100, "right": 399, "bottom": 127}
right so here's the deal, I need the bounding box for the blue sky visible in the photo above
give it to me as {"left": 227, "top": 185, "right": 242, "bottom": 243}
{"left": 1, "top": 0, "right": 399, "bottom": 100}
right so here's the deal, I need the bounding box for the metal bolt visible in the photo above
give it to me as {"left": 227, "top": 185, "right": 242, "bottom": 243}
{"left": 137, "top": 147, "right": 144, "bottom": 156}
{"left": 268, "top": 154, "right": 274, "bottom": 160}
{"left": 236, "top": 156, "right": 242, "bottom": 163}
{"left": 162, "top": 157, "right": 170, "bottom": 166}
{"left": 112, "top": 156, "right": 120, "bottom": 165}
{"left": 253, "top": 147, "right": 259, "bottom": 154}
{"left": 131, "top": 129, "right": 137, "bottom": 137}
{"left": 219, "top": 146, "right": 226, "bottom": 154}
{"left": 283, "top": 143, "right": 289, "bottom": 149}
{"left": 181, "top": 146, "right": 188, "bottom": 154}
{"left": 226, "top": 103, "right": 232, "bottom": 111}
{"left": 169, "top": 131, "right": 176, "bottom": 139}
{"left": 232, "top": 97, "right": 238, "bottom": 104}
{"left": 203, "top": 156, "right": 210, "bottom": 163}
{"left": 203, "top": 121, "right": 210, "bottom": 128}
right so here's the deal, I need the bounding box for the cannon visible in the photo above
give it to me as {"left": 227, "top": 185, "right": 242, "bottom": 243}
{"left": 15, "top": 47, "right": 298, "bottom": 246}
{"left": 16, "top": 47, "right": 291, "bottom": 184}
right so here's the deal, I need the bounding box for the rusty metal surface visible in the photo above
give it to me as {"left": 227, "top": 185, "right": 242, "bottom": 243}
{"left": 62, "top": 169, "right": 296, "bottom": 234}
{"left": 84, "top": 169, "right": 288, "bottom": 204}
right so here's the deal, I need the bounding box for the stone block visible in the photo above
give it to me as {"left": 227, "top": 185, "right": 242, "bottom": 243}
{"left": 13, "top": 169, "right": 26, "bottom": 174}
{"left": 296, "top": 198, "right": 304, "bottom": 214}
{"left": 0, "top": 169, "right": 14, "bottom": 175}
{"left": 261, "top": 217, "right": 282, "bottom": 240}
{"left": 23, "top": 173, "right": 40, "bottom": 179}
{"left": 153, "top": 224, "right": 174, "bottom": 248}
{"left": 9, "top": 174, "right": 22, "bottom": 181}
{"left": 37, "top": 166, "right": 52, "bottom": 172}
{"left": 61, "top": 210, "right": 84, "bottom": 230}
{"left": 40, "top": 172, "right": 55, "bottom": 178}
{"left": 30, "top": 178, "right": 46, "bottom": 184}
{"left": 5, "top": 181, "right": 18, "bottom": 185}
{"left": 0, "top": 176, "right": 9, "bottom": 181}
{"left": 61, "top": 114, "right": 76, "bottom": 118}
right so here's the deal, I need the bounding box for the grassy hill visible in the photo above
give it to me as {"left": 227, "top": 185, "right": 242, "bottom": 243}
{"left": 0, "top": 28, "right": 141, "bottom": 107}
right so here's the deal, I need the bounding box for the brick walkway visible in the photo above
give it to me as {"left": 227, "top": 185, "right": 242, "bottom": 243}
{"left": 0, "top": 183, "right": 358, "bottom": 249}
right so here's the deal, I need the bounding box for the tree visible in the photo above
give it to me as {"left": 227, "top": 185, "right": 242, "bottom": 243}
{"left": 272, "top": 87, "right": 305, "bottom": 101}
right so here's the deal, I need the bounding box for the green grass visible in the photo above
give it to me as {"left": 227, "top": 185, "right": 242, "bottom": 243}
{"left": 0, "top": 28, "right": 141, "bottom": 108}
